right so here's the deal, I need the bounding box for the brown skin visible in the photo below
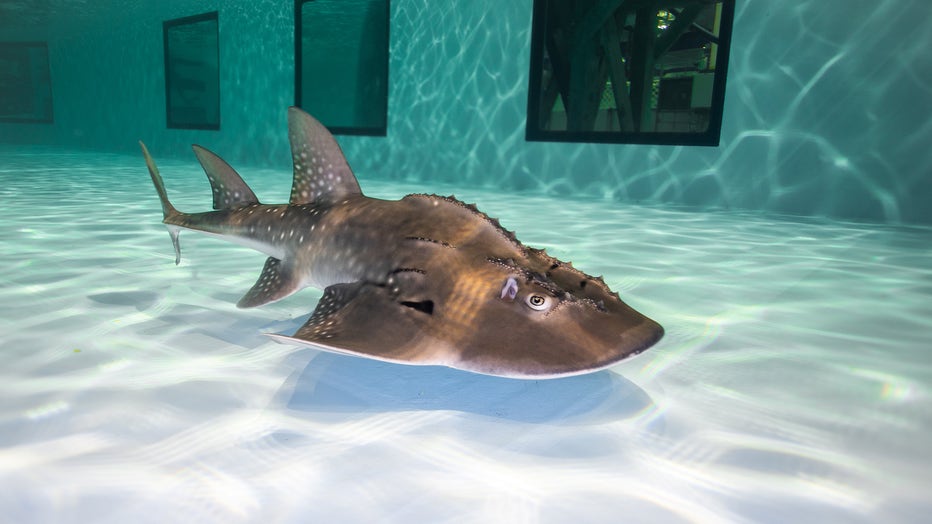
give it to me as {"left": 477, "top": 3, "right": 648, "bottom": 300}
{"left": 272, "top": 193, "right": 663, "bottom": 378}
{"left": 145, "top": 108, "right": 663, "bottom": 379}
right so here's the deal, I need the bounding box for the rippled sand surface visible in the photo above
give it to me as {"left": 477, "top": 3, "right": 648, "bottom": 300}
{"left": 2, "top": 148, "right": 930, "bottom": 523}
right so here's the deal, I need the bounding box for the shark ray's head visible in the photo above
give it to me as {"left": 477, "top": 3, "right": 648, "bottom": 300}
{"left": 425, "top": 254, "right": 663, "bottom": 378}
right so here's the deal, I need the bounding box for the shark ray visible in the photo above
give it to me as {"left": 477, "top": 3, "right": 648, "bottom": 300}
{"left": 140, "top": 107, "right": 663, "bottom": 379}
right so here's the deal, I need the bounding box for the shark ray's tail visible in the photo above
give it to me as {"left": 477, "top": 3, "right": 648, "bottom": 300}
{"left": 139, "top": 141, "right": 183, "bottom": 265}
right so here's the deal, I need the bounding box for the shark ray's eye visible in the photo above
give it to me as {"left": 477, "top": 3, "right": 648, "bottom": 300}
{"left": 500, "top": 277, "right": 519, "bottom": 301}
{"left": 525, "top": 294, "right": 551, "bottom": 311}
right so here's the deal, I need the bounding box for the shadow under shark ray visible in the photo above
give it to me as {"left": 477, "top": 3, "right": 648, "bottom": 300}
{"left": 282, "top": 352, "right": 655, "bottom": 425}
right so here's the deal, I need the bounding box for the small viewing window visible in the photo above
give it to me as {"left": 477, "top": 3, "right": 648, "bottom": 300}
{"left": 0, "top": 42, "right": 53, "bottom": 123}
{"left": 526, "top": 0, "right": 735, "bottom": 146}
{"left": 163, "top": 12, "right": 221, "bottom": 130}
{"left": 295, "top": 0, "right": 389, "bottom": 136}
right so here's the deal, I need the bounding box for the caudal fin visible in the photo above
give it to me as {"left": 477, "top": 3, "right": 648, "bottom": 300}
{"left": 139, "top": 141, "right": 183, "bottom": 264}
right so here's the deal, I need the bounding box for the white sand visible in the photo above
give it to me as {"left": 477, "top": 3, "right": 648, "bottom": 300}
{"left": 2, "top": 147, "right": 930, "bottom": 523}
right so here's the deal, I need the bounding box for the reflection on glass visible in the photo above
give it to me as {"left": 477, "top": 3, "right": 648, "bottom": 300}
{"left": 163, "top": 12, "right": 220, "bottom": 130}
{"left": 527, "top": 0, "right": 735, "bottom": 146}
{"left": 296, "top": 0, "right": 389, "bottom": 135}
{"left": 0, "top": 42, "right": 53, "bottom": 123}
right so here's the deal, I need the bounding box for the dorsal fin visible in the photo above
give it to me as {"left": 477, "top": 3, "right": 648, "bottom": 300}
{"left": 287, "top": 107, "right": 362, "bottom": 205}
{"left": 192, "top": 145, "right": 260, "bottom": 210}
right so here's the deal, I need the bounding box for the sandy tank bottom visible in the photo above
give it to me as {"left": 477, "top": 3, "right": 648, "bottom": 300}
{"left": 1, "top": 146, "right": 931, "bottom": 523}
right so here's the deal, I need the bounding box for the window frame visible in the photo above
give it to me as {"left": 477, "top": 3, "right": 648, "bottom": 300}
{"left": 162, "top": 11, "right": 221, "bottom": 131}
{"left": 525, "top": 0, "right": 736, "bottom": 146}
{"left": 294, "top": 0, "right": 390, "bottom": 136}
{"left": 0, "top": 41, "right": 54, "bottom": 124}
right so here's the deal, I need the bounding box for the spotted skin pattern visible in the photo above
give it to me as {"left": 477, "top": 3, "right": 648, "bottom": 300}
{"left": 140, "top": 107, "right": 663, "bottom": 379}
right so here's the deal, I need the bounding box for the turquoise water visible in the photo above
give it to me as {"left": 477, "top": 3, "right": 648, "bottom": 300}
{"left": 2, "top": 146, "right": 930, "bottom": 522}
{"left": 2, "top": 0, "right": 931, "bottom": 521}
{"left": 2, "top": 0, "right": 930, "bottom": 224}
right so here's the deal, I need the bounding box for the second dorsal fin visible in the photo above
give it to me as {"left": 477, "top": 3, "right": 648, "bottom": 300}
{"left": 192, "top": 145, "right": 260, "bottom": 210}
{"left": 287, "top": 107, "right": 362, "bottom": 205}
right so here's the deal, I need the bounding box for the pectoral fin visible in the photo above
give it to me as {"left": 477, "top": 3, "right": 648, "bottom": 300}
{"left": 237, "top": 257, "right": 303, "bottom": 308}
{"left": 267, "top": 281, "right": 445, "bottom": 365}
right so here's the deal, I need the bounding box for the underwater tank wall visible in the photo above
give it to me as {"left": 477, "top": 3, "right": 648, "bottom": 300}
{"left": 0, "top": 0, "right": 930, "bottom": 225}
{"left": 2, "top": 2, "right": 932, "bottom": 522}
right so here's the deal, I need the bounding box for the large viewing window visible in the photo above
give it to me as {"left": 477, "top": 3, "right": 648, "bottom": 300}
{"left": 0, "top": 42, "right": 53, "bottom": 123}
{"left": 526, "top": 0, "right": 735, "bottom": 146}
{"left": 163, "top": 12, "right": 221, "bottom": 130}
{"left": 295, "top": 0, "right": 389, "bottom": 136}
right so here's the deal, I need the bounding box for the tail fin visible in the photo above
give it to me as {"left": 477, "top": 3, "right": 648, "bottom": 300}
{"left": 139, "top": 141, "right": 183, "bottom": 265}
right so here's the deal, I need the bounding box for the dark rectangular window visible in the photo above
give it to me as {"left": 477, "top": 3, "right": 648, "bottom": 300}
{"left": 0, "top": 42, "right": 53, "bottom": 123}
{"left": 295, "top": 0, "right": 389, "bottom": 136}
{"left": 163, "top": 12, "right": 221, "bottom": 130}
{"left": 526, "top": 0, "right": 735, "bottom": 146}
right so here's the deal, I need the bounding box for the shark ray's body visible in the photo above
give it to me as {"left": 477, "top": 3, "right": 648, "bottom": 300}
{"left": 141, "top": 107, "right": 663, "bottom": 378}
